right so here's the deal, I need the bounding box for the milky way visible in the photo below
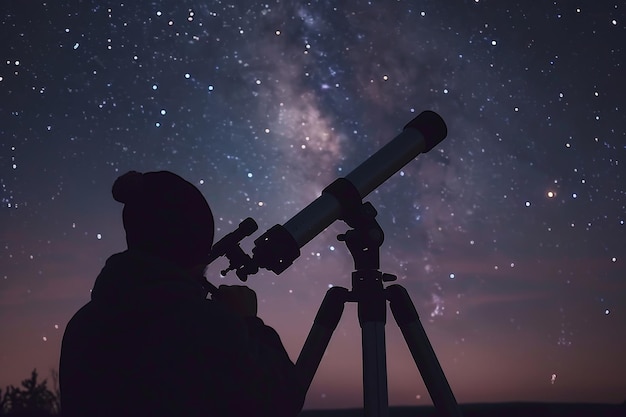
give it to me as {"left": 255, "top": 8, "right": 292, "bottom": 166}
{"left": 1, "top": 0, "right": 625, "bottom": 409}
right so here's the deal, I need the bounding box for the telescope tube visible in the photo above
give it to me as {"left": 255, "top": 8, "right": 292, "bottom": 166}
{"left": 252, "top": 110, "right": 447, "bottom": 274}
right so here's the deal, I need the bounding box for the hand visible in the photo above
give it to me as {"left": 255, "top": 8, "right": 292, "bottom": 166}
{"left": 214, "top": 285, "right": 258, "bottom": 317}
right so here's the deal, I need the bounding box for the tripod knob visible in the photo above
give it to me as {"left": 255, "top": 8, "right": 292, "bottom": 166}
{"left": 382, "top": 273, "right": 397, "bottom": 282}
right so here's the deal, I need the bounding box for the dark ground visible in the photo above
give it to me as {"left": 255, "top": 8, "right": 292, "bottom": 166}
{"left": 1, "top": 402, "right": 624, "bottom": 416}
{"left": 298, "top": 403, "right": 626, "bottom": 417}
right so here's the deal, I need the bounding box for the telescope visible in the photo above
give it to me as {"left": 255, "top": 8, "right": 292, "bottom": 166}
{"left": 208, "top": 110, "right": 462, "bottom": 417}
{"left": 209, "top": 110, "right": 447, "bottom": 281}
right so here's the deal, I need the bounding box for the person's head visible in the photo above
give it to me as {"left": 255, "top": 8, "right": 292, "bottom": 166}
{"left": 112, "top": 171, "right": 214, "bottom": 269}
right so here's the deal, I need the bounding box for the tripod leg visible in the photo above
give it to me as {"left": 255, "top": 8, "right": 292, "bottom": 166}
{"left": 357, "top": 273, "right": 390, "bottom": 417}
{"left": 361, "top": 321, "right": 389, "bottom": 417}
{"left": 386, "top": 284, "right": 463, "bottom": 417}
{"left": 295, "top": 286, "right": 350, "bottom": 396}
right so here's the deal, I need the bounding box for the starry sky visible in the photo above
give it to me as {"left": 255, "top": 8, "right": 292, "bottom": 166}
{"left": 1, "top": 0, "right": 625, "bottom": 410}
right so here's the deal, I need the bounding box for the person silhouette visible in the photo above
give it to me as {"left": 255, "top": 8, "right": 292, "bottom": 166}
{"left": 60, "top": 170, "right": 305, "bottom": 417}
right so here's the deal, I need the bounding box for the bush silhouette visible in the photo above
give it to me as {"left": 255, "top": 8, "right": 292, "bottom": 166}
{"left": 0, "top": 369, "right": 59, "bottom": 416}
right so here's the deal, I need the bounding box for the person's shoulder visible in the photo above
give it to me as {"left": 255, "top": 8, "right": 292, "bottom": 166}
{"left": 65, "top": 301, "right": 96, "bottom": 331}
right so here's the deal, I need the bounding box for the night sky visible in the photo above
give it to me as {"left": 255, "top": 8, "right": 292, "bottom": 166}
{"left": 1, "top": 0, "right": 625, "bottom": 410}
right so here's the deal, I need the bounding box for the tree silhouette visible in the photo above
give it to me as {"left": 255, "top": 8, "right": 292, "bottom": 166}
{"left": 0, "top": 369, "right": 58, "bottom": 416}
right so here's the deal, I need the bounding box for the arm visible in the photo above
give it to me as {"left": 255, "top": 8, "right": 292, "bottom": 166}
{"left": 209, "top": 286, "right": 305, "bottom": 417}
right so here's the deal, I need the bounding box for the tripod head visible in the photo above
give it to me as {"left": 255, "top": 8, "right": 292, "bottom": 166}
{"left": 337, "top": 202, "right": 396, "bottom": 284}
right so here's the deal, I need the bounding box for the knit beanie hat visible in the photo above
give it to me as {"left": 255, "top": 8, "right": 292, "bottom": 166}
{"left": 112, "top": 171, "right": 214, "bottom": 268}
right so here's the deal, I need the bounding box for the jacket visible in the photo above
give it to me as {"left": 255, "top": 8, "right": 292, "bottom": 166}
{"left": 60, "top": 250, "right": 304, "bottom": 417}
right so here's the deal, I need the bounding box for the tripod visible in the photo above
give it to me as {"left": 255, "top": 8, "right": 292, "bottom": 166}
{"left": 295, "top": 200, "right": 462, "bottom": 417}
